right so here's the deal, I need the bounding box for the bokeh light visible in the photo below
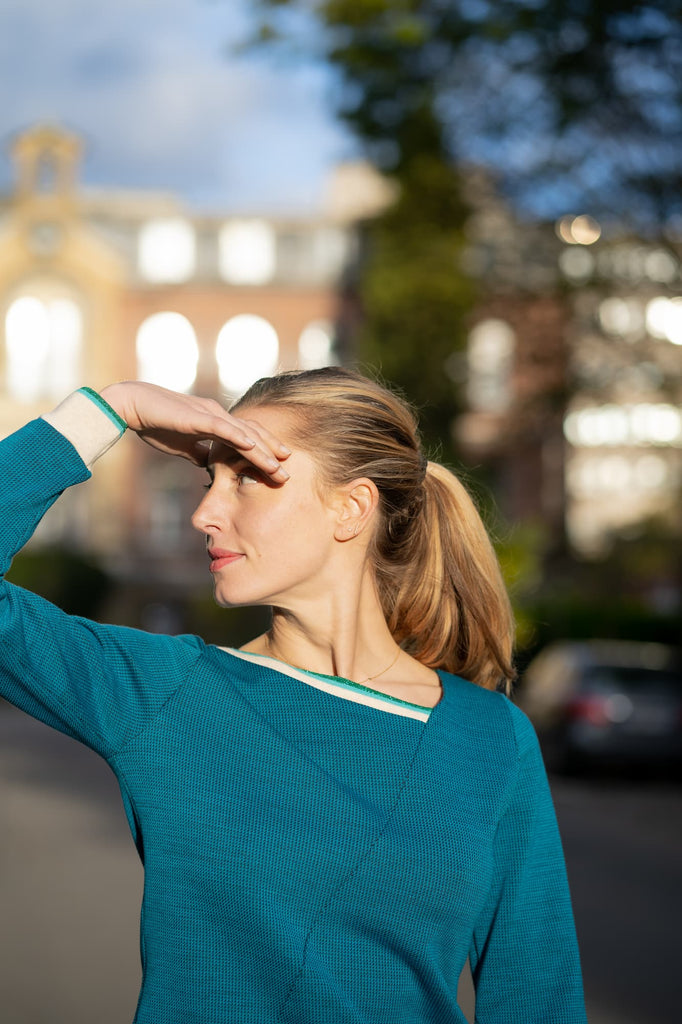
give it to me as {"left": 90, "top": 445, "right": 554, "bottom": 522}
{"left": 138, "top": 219, "right": 196, "bottom": 283}
{"left": 136, "top": 312, "right": 199, "bottom": 392}
{"left": 646, "top": 296, "right": 682, "bottom": 345}
{"left": 5, "top": 295, "right": 81, "bottom": 401}
{"left": 216, "top": 314, "right": 279, "bottom": 394}
{"left": 556, "top": 214, "right": 601, "bottom": 245}
{"left": 219, "top": 220, "right": 276, "bottom": 285}
{"left": 297, "top": 320, "right": 336, "bottom": 369}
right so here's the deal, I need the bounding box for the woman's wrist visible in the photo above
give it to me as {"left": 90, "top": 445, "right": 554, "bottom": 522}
{"left": 98, "top": 382, "right": 135, "bottom": 422}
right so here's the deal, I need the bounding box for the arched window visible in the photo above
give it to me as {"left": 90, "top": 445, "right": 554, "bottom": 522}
{"left": 138, "top": 218, "right": 196, "bottom": 283}
{"left": 136, "top": 312, "right": 199, "bottom": 393}
{"left": 466, "top": 319, "right": 515, "bottom": 413}
{"left": 216, "top": 315, "right": 279, "bottom": 395}
{"left": 218, "top": 220, "right": 276, "bottom": 285}
{"left": 5, "top": 295, "right": 82, "bottom": 402}
{"left": 297, "top": 320, "right": 337, "bottom": 370}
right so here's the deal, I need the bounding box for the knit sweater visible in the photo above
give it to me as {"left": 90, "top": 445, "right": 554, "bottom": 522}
{"left": 0, "top": 390, "right": 588, "bottom": 1023}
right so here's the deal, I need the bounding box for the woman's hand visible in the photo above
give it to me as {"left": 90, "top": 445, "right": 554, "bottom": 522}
{"left": 99, "top": 381, "right": 290, "bottom": 481}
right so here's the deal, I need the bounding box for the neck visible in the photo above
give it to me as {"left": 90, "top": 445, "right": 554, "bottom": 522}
{"left": 244, "top": 567, "right": 401, "bottom": 684}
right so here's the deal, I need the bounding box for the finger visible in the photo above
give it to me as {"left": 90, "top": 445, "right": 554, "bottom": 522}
{"left": 202, "top": 417, "right": 290, "bottom": 480}
{"left": 233, "top": 416, "right": 292, "bottom": 460}
{"left": 194, "top": 413, "right": 259, "bottom": 452}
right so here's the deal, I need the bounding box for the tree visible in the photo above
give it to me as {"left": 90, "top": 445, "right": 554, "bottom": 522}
{"left": 251, "top": 0, "right": 682, "bottom": 225}
{"left": 6, "top": 547, "right": 112, "bottom": 618}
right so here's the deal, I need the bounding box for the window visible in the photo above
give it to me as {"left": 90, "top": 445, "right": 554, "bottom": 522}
{"left": 138, "top": 219, "right": 196, "bottom": 283}
{"left": 216, "top": 315, "right": 279, "bottom": 395}
{"left": 5, "top": 295, "right": 82, "bottom": 402}
{"left": 466, "top": 319, "right": 515, "bottom": 413}
{"left": 136, "top": 312, "right": 199, "bottom": 393}
{"left": 297, "top": 321, "right": 337, "bottom": 369}
{"left": 219, "top": 220, "right": 276, "bottom": 285}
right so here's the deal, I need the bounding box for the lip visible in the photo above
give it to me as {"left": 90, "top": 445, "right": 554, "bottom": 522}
{"left": 208, "top": 549, "right": 245, "bottom": 572}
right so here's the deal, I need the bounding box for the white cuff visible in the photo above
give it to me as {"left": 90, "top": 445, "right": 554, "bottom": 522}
{"left": 41, "top": 388, "right": 127, "bottom": 468}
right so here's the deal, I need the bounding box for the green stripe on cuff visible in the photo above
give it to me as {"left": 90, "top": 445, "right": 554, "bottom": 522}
{"left": 77, "top": 387, "right": 128, "bottom": 434}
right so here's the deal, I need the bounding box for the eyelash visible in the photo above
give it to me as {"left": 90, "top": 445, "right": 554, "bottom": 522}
{"left": 203, "top": 472, "right": 256, "bottom": 491}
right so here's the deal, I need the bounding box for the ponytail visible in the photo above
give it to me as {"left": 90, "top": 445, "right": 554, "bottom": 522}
{"left": 234, "top": 367, "right": 516, "bottom": 693}
{"left": 376, "top": 462, "right": 515, "bottom": 694}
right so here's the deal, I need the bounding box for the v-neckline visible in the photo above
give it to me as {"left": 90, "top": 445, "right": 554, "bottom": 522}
{"left": 216, "top": 646, "right": 444, "bottom": 723}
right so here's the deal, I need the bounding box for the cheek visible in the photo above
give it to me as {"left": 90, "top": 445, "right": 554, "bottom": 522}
{"left": 249, "top": 495, "right": 333, "bottom": 561}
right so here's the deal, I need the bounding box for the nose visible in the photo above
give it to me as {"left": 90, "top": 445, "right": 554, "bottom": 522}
{"left": 191, "top": 487, "right": 226, "bottom": 536}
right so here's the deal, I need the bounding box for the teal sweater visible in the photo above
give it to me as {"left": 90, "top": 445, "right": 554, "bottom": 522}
{"left": 0, "top": 391, "right": 587, "bottom": 1023}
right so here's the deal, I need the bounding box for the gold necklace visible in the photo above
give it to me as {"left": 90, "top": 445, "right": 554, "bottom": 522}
{"left": 356, "top": 647, "right": 402, "bottom": 684}
{"left": 265, "top": 640, "right": 402, "bottom": 686}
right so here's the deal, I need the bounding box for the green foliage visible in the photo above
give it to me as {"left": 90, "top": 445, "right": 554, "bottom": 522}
{"left": 512, "top": 515, "right": 681, "bottom": 669}
{"left": 184, "top": 593, "right": 272, "bottom": 647}
{"left": 354, "top": 155, "right": 473, "bottom": 450}
{"left": 252, "top": 0, "right": 682, "bottom": 222}
{"left": 6, "top": 546, "right": 112, "bottom": 618}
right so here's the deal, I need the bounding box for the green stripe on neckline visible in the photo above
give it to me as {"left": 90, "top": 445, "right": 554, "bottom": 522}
{"left": 241, "top": 650, "right": 433, "bottom": 714}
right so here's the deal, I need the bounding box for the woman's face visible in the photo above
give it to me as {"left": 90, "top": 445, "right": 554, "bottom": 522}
{"left": 191, "top": 405, "right": 341, "bottom": 609}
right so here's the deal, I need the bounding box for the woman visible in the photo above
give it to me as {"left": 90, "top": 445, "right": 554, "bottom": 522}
{"left": 0, "top": 368, "right": 587, "bottom": 1023}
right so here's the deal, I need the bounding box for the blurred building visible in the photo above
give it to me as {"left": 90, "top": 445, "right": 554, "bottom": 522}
{"left": 1, "top": 125, "right": 680, "bottom": 610}
{"left": 0, "top": 124, "right": 390, "bottom": 602}
{"left": 456, "top": 171, "right": 682, "bottom": 560}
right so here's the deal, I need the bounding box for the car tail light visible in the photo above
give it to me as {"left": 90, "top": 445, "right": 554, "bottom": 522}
{"left": 566, "top": 695, "right": 611, "bottom": 727}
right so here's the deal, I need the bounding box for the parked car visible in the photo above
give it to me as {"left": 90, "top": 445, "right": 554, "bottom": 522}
{"left": 517, "top": 640, "right": 682, "bottom": 773}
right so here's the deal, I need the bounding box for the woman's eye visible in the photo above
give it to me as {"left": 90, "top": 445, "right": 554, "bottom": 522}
{"left": 237, "top": 472, "right": 258, "bottom": 485}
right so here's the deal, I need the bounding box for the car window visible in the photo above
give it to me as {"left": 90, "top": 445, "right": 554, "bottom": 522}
{"left": 582, "top": 666, "right": 682, "bottom": 695}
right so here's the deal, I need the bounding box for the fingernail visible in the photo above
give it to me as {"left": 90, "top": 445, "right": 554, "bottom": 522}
{"left": 279, "top": 468, "right": 290, "bottom": 480}
{"left": 242, "top": 436, "right": 256, "bottom": 447}
{"left": 280, "top": 444, "right": 292, "bottom": 455}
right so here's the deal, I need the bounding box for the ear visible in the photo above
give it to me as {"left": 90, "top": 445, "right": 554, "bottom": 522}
{"left": 333, "top": 478, "right": 379, "bottom": 542}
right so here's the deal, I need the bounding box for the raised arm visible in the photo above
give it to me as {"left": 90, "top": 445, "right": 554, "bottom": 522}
{"left": 0, "top": 383, "right": 290, "bottom": 757}
{"left": 99, "top": 380, "right": 291, "bottom": 480}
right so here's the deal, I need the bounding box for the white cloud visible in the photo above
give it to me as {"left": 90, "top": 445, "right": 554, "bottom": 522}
{"left": 0, "top": 0, "right": 354, "bottom": 211}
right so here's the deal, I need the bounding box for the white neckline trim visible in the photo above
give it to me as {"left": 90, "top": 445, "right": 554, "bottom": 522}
{"left": 219, "top": 647, "right": 432, "bottom": 723}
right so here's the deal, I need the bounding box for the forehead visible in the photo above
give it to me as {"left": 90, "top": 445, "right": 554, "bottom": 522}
{"left": 207, "top": 404, "right": 307, "bottom": 469}
{"left": 232, "top": 403, "right": 298, "bottom": 439}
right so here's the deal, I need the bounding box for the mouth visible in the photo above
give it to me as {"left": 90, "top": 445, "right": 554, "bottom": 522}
{"left": 208, "top": 549, "right": 245, "bottom": 572}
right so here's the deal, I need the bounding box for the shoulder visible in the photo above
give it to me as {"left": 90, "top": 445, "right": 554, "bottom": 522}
{"left": 438, "top": 669, "right": 542, "bottom": 774}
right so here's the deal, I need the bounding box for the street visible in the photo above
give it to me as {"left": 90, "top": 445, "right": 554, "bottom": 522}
{"left": 1, "top": 701, "right": 681, "bottom": 1023}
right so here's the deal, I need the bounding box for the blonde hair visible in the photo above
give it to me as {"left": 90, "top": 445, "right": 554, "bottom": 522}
{"left": 233, "top": 367, "right": 515, "bottom": 693}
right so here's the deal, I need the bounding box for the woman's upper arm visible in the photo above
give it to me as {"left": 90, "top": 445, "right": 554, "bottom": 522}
{"left": 0, "top": 400, "right": 203, "bottom": 755}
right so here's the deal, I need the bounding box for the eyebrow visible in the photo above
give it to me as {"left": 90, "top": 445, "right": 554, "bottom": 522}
{"left": 206, "top": 446, "right": 248, "bottom": 470}
{"left": 205, "top": 451, "right": 265, "bottom": 482}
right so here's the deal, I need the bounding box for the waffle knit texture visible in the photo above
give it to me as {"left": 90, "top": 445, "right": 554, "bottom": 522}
{"left": 0, "top": 398, "right": 588, "bottom": 1023}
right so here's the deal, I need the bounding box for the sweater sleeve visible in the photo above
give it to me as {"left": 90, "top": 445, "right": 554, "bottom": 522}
{"left": 469, "top": 701, "right": 588, "bottom": 1023}
{"left": 0, "top": 390, "right": 205, "bottom": 759}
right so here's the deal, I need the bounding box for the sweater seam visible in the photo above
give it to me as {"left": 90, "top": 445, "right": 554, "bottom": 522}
{"left": 468, "top": 696, "right": 523, "bottom": 982}
{"left": 277, "top": 716, "right": 429, "bottom": 1021}
{"left": 109, "top": 646, "right": 206, "bottom": 763}
{"left": 495, "top": 695, "right": 523, "bottom": 822}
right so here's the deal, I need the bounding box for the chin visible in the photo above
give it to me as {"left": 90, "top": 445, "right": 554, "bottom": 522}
{"left": 212, "top": 583, "right": 274, "bottom": 610}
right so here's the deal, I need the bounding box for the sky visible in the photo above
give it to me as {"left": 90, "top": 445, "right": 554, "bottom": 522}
{"left": 0, "top": 0, "right": 354, "bottom": 212}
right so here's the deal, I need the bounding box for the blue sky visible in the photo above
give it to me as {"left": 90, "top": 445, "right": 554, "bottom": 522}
{"left": 0, "top": 0, "right": 354, "bottom": 212}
